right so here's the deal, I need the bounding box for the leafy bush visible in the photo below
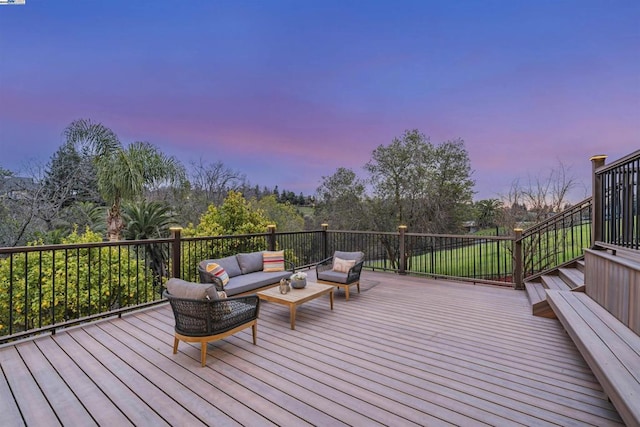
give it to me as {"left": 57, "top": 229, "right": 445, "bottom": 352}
{"left": 0, "top": 228, "right": 156, "bottom": 336}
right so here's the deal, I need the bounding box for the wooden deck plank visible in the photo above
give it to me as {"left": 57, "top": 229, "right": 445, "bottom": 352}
{"left": 94, "top": 321, "right": 245, "bottom": 427}
{"left": 525, "top": 281, "right": 546, "bottom": 305}
{"left": 118, "top": 309, "right": 313, "bottom": 426}
{"left": 559, "top": 268, "right": 585, "bottom": 288}
{"left": 136, "top": 308, "right": 355, "bottom": 426}
{"left": 50, "top": 332, "right": 170, "bottom": 427}
{"left": 66, "top": 327, "right": 207, "bottom": 427}
{"left": 230, "top": 320, "right": 521, "bottom": 426}
{"left": 0, "top": 346, "right": 61, "bottom": 427}
{"left": 33, "top": 335, "right": 134, "bottom": 426}
{"left": 0, "top": 272, "right": 625, "bottom": 426}
{"left": 258, "top": 286, "right": 620, "bottom": 425}
{"left": 0, "top": 350, "right": 27, "bottom": 427}
{"left": 15, "top": 341, "right": 96, "bottom": 426}
{"left": 218, "top": 335, "right": 456, "bottom": 427}
{"left": 542, "top": 275, "right": 572, "bottom": 291}
{"left": 271, "top": 307, "right": 621, "bottom": 423}
{"left": 340, "top": 284, "right": 598, "bottom": 384}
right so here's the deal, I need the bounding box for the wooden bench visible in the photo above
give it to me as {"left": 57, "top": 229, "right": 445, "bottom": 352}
{"left": 546, "top": 290, "right": 640, "bottom": 426}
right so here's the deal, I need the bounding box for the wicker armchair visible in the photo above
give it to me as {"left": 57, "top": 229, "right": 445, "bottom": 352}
{"left": 315, "top": 251, "right": 365, "bottom": 301}
{"left": 163, "top": 290, "right": 260, "bottom": 366}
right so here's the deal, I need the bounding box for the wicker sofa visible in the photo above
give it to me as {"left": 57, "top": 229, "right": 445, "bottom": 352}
{"left": 198, "top": 251, "right": 294, "bottom": 296}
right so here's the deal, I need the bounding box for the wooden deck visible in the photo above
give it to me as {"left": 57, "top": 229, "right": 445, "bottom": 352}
{"left": 0, "top": 272, "right": 624, "bottom": 426}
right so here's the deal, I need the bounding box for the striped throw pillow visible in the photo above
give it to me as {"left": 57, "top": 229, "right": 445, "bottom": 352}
{"left": 263, "top": 250, "right": 285, "bottom": 272}
{"left": 205, "top": 262, "right": 230, "bottom": 287}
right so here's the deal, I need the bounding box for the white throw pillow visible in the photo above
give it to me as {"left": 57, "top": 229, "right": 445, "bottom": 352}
{"left": 333, "top": 257, "right": 355, "bottom": 273}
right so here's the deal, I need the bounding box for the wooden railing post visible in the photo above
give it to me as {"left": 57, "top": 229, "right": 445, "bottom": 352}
{"left": 513, "top": 228, "right": 523, "bottom": 290}
{"left": 267, "top": 224, "right": 277, "bottom": 251}
{"left": 321, "top": 223, "right": 329, "bottom": 260}
{"left": 170, "top": 227, "right": 182, "bottom": 279}
{"left": 398, "top": 225, "right": 407, "bottom": 275}
{"left": 591, "top": 154, "right": 607, "bottom": 246}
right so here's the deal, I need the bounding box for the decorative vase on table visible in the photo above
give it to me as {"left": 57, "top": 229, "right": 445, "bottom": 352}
{"left": 278, "top": 278, "right": 291, "bottom": 294}
{"left": 290, "top": 278, "right": 307, "bottom": 289}
{"left": 289, "top": 272, "right": 308, "bottom": 289}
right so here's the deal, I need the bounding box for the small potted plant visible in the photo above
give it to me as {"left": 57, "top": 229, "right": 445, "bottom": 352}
{"left": 289, "top": 271, "right": 308, "bottom": 289}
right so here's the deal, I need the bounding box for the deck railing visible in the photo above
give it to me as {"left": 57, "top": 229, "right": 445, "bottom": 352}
{"left": 2, "top": 150, "right": 637, "bottom": 344}
{"left": 0, "top": 238, "right": 173, "bottom": 343}
{"left": 593, "top": 149, "right": 639, "bottom": 250}
{"left": 0, "top": 228, "right": 519, "bottom": 343}
{"left": 516, "top": 198, "right": 593, "bottom": 280}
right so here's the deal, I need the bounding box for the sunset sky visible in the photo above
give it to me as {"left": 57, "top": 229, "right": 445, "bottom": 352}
{"left": 1, "top": 1, "right": 638, "bottom": 202}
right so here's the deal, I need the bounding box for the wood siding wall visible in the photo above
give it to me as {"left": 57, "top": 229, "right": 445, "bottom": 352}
{"left": 584, "top": 248, "right": 640, "bottom": 335}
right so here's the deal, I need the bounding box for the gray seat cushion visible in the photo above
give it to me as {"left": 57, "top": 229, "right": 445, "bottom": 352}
{"left": 317, "top": 270, "right": 350, "bottom": 284}
{"left": 224, "top": 271, "right": 292, "bottom": 296}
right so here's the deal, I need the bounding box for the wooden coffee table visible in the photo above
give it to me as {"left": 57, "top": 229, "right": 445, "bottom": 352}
{"left": 257, "top": 281, "right": 334, "bottom": 330}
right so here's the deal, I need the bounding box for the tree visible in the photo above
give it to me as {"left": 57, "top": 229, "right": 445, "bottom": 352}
{"left": 183, "top": 191, "right": 272, "bottom": 259}
{"left": 497, "top": 160, "right": 584, "bottom": 274}
{"left": 58, "top": 202, "right": 107, "bottom": 237}
{"left": 64, "top": 119, "right": 187, "bottom": 241}
{"left": 365, "top": 129, "right": 474, "bottom": 233}
{"left": 123, "top": 200, "right": 177, "bottom": 288}
{"left": 184, "top": 191, "right": 271, "bottom": 237}
{"left": 252, "top": 195, "right": 304, "bottom": 232}
{"left": 499, "top": 160, "right": 581, "bottom": 228}
{"left": 122, "top": 200, "right": 176, "bottom": 240}
{"left": 42, "top": 141, "right": 102, "bottom": 209}
{"left": 39, "top": 141, "right": 104, "bottom": 238}
{"left": 428, "top": 139, "right": 475, "bottom": 232}
{"left": 189, "top": 159, "right": 246, "bottom": 207}
{"left": 314, "top": 167, "right": 368, "bottom": 230}
{"left": 0, "top": 169, "right": 46, "bottom": 246}
{"left": 475, "top": 199, "right": 502, "bottom": 229}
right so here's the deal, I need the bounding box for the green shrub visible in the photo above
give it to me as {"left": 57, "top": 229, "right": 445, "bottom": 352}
{"left": 0, "top": 228, "right": 155, "bottom": 336}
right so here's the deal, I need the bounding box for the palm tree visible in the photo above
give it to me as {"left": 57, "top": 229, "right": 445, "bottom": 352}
{"left": 64, "top": 119, "right": 186, "bottom": 241}
{"left": 123, "top": 200, "right": 176, "bottom": 292}
{"left": 58, "top": 201, "right": 107, "bottom": 237}
{"left": 475, "top": 199, "right": 502, "bottom": 230}
{"left": 122, "top": 200, "right": 176, "bottom": 240}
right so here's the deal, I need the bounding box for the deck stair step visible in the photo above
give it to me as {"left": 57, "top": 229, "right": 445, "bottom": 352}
{"left": 546, "top": 290, "right": 640, "bottom": 426}
{"left": 541, "top": 274, "right": 572, "bottom": 292}
{"left": 558, "top": 267, "right": 584, "bottom": 289}
{"left": 524, "top": 257, "right": 586, "bottom": 317}
{"left": 527, "top": 266, "right": 585, "bottom": 317}
{"left": 525, "top": 281, "right": 556, "bottom": 318}
{"left": 524, "top": 281, "right": 545, "bottom": 305}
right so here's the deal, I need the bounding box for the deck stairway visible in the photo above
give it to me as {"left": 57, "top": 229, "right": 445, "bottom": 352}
{"left": 524, "top": 259, "right": 585, "bottom": 318}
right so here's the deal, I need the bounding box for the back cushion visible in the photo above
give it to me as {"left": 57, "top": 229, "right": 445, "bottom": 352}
{"left": 334, "top": 251, "right": 364, "bottom": 262}
{"left": 212, "top": 255, "right": 242, "bottom": 277}
{"left": 166, "top": 278, "right": 218, "bottom": 300}
{"left": 237, "top": 251, "right": 265, "bottom": 274}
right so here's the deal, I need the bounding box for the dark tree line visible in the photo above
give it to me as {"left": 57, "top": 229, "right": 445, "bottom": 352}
{"left": 3, "top": 120, "right": 577, "bottom": 247}
{"left": 0, "top": 121, "right": 311, "bottom": 246}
